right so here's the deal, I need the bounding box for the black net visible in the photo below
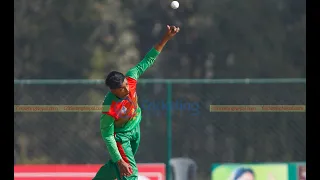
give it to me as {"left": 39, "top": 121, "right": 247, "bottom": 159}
{"left": 14, "top": 82, "right": 306, "bottom": 176}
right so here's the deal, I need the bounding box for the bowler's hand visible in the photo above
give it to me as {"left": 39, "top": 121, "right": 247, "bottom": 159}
{"left": 165, "top": 25, "right": 180, "bottom": 39}
{"left": 117, "top": 159, "right": 133, "bottom": 178}
{"left": 154, "top": 25, "right": 180, "bottom": 52}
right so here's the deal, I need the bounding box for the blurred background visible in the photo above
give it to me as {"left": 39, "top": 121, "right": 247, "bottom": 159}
{"left": 14, "top": 0, "right": 306, "bottom": 179}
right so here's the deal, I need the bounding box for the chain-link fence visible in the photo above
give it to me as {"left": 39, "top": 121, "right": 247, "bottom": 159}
{"left": 14, "top": 79, "right": 306, "bottom": 177}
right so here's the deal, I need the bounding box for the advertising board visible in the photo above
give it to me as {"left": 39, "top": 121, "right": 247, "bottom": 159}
{"left": 14, "top": 163, "right": 165, "bottom": 180}
{"left": 211, "top": 162, "right": 306, "bottom": 180}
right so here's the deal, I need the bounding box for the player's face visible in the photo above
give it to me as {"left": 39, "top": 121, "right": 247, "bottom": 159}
{"left": 237, "top": 172, "right": 255, "bottom": 180}
{"left": 114, "top": 79, "right": 129, "bottom": 98}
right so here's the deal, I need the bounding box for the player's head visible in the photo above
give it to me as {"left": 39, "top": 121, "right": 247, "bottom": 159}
{"left": 231, "top": 167, "right": 255, "bottom": 180}
{"left": 105, "top": 71, "right": 129, "bottom": 98}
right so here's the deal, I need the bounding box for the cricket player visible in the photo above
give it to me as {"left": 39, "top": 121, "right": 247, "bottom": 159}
{"left": 93, "top": 25, "right": 180, "bottom": 180}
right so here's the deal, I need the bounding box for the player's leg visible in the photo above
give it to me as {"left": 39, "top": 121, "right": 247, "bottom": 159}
{"left": 115, "top": 133, "right": 138, "bottom": 180}
{"left": 131, "top": 124, "right": 140, "bottom": 156}
{"left": 92, "top": 160, "right": 118, "bottom": 180}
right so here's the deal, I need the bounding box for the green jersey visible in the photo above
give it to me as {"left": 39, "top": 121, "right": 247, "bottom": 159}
{"left": 100, "top": 48, "right": 160, "bottom": 163}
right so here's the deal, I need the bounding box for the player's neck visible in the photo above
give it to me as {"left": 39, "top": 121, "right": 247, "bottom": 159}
{"left": 113, "top": 93, "right": 127, "bottom": 100}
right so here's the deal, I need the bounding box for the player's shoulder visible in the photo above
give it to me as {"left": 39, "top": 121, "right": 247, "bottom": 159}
{"left": 102, "top": 92, "right": 117, "bottom": 105}
{"left": 126, "top": 76, "right": 137, "bottom": 89}
{"left": 126, "top": 76, "right": 137, "bottom": 83}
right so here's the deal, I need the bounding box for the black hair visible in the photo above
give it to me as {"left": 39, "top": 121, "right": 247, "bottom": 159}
{"left": 105, "top": 71, "right": 125, "bottom": 89}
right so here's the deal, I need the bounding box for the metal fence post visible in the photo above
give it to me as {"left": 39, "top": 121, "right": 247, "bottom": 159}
{"left": 166, "top": 82, "right": 172, "bottom": 180}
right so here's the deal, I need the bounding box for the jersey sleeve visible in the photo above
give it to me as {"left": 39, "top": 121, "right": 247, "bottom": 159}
{"left": 125, "top": 48, "right": 160, "bottom": 80}
{"left": 100, "top": 114, "right": 122, "bottom": 162}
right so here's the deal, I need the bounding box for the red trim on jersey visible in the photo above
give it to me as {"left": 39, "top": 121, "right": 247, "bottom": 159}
{"left": 114, "top": 133, "right": 130, "bottom": 164}
{"left": 116, "top": 142, "right": 130, "bottom": 164}
{"left": 126, "top": 76, "right": 137, "bottom": 85}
